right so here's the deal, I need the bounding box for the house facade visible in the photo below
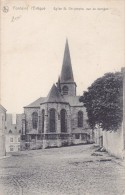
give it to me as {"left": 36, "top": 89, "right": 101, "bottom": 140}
{"left": 21, "top": 40, "right": 93, "bottom": 149}
{"left": 5, "top": 114, "right": 21, "bottom": 152}
{"left": 0, "top": 105, "right": 6, "bottom": 156}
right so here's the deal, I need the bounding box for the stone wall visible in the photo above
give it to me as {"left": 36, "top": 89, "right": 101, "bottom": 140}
{"left": 94, "top": 127, "right": 124, "bottom": 158}
{"left": 103, "top": 127, "right": 124, "bottom": 158}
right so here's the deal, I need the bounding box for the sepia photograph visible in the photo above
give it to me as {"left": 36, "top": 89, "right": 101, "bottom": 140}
{"left": 0, "top": 0, "right": 125, "bottom": 194}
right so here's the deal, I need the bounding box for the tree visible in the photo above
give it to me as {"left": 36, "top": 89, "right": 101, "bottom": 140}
{"left": 79, "top": 72, "right": 123, "bottom": 131}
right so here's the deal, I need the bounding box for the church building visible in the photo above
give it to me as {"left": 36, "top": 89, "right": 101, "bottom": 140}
{"left": 21, "top": 40, "right": 93, "bottom": 149}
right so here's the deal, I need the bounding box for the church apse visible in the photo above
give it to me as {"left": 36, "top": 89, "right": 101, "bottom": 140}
{"left": 22, "top": 40, "right": 93, "bottom": 150}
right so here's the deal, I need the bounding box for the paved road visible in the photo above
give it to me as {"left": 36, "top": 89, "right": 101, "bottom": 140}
{"left": 0, "top": 144, "right": 125, "bottom": 195}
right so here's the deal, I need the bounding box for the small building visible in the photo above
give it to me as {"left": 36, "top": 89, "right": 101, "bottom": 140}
{"left": 5, "top": 114, "right": 21, "bottom": 152}
{"left": 0, "top": 105, "right": 6, "bottom": 156}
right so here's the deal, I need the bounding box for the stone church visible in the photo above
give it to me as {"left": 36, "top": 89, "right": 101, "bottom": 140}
{"left": 21, "top": 40, "right": 93, "bottom": 149}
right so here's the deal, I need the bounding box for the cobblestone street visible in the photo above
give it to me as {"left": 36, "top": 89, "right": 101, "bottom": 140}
{"left": 0, "top": 144, "right": 125, "bottom": 195}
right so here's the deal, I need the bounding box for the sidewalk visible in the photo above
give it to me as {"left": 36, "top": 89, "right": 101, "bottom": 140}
{"left": 92, "top": 145, "right": 125, "bottom": 167}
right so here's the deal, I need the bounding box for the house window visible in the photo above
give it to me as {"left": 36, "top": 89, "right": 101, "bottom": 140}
{"left": 32, "top": 112, "right": 38, "bottom": 129}
{"left": 60, "top": 109, "right": 67, "bottom": 132}
{"left": 10, "top": 137, "right": 13, "bottom": 142}
{"left": 42, "top": 109, "right": 45, "bottom": 133}
{"left": 62, "top": 86, "right": 68, "bottom": 95}
{"left": 10, "top": 146, "right": 13, "bottom": 151}
{"left": 49, "top": 109, "right": 56, "bottom": 132}
{"left": 78, "top": 111, "right": 83, "bottom": 127}
{"left": 18, "top": 137, "right": 20, "bottom": 142}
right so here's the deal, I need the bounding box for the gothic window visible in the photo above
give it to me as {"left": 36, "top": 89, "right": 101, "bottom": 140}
{"left": 62, "top": 86, "right": 68, "bottom": 95}
{"left": 32, "top": 112, "right": 38, "bottom": 129}
{"left": 78, "top": 111, "right": 83, "bottom": 127}
{"left": 42, "top": 109, "right": 45, "bottom": 133}
{"left": 49, "top": 109, "right": 56, "bottom": 132}
{"left": 61, "top": 109, "right": 67, "bottom": 132}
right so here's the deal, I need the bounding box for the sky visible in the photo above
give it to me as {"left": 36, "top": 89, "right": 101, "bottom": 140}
{"left": 1, "top": 0, "right": 125, "bottom": 114}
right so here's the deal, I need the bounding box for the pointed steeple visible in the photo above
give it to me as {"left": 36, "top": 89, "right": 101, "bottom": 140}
{"left": 44, "top": 84, "right": 67, "bottom": 103}
{"left": 60, "top": 39, "right": 74, "bottom": 83}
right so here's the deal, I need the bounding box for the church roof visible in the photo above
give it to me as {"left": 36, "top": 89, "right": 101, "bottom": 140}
{"left": 60, "top": 39, "right": 74, "bottom": 83}
{"left": 24, "top": 97, "right": 45, "bottom": 108}
{"left": 43, "top": 84, "right": 68, "bottom": 104}
{"left": 24, "top": 94, "right": 83, "bottom": 108}
{"left": 64, "top": 96, "right": 83, "bottom": 107}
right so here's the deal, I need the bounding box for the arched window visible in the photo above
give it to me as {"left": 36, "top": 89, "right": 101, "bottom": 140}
{"left": 9, "top": 130, "right": 12, "bottom": 134}
{"left": 32, "top": 112, "right": 38, "bottom": 129}
{"left": 49, "top": 109, "right": 56, "bottom": 132}
{"left": 42, "top": 109, "right": 45, "bottom": 133}
{"left": 78, "top": 111, "right": 83, "bottom": 127}
{"left": 62, "top": 86, "right": 68, "bottom": 95}
{"left": 60, "top": 109, "right": 67, "bottom": 132}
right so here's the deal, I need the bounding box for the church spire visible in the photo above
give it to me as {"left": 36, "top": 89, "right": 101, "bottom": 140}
{"left": 60, "top": 39, "right": 74, "bottom": 83}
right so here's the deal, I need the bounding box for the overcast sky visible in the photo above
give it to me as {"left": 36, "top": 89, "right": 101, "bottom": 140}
{"left": 1, "top": 0, "right": 125, "bottom": 114}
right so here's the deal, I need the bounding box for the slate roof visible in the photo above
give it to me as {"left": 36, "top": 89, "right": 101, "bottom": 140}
{"left": 64, "top": 96, "right": 83, "bottom": 107}
{"left": 0, "top": 104, "right": 7, "bottom": 112}
{"left": 60, "top": 39, "right": 74, "bottom": 83}
{"left": 24, "top": 97, "right": 45, "bottom": 108}
{"left": 25, "top": 95, "right": 83, "bottom": 108}
{"left": 43, "top": 84, "right": 68, "bottom": 104}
